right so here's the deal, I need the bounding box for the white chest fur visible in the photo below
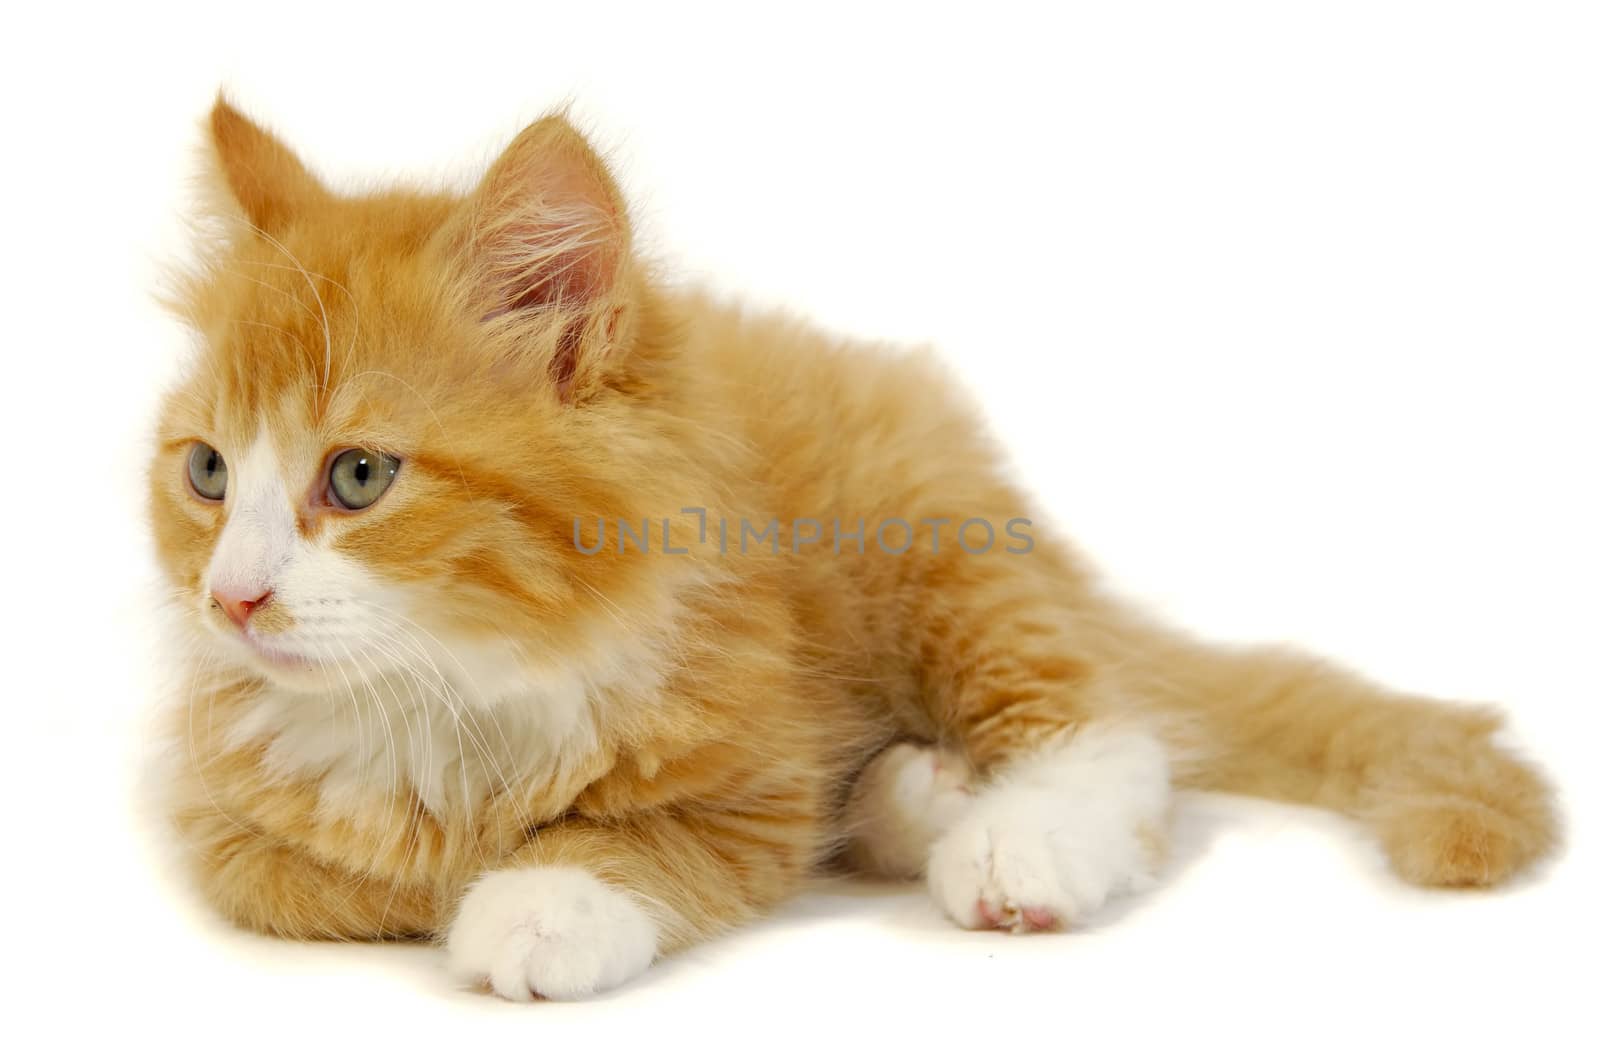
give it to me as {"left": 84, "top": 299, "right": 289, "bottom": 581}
{"left": 218, "top": 634, "right": 656, "bottom": 819}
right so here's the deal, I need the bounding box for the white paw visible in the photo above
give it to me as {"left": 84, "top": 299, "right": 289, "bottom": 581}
{"left": 445, "top": 866, "right": 658, "bottom": 1001}
{"left": 845, "top": 743, "right": 976, "bottom": 878}
{"left": 927, "top": 722, "right": 1171, "bottom": 931}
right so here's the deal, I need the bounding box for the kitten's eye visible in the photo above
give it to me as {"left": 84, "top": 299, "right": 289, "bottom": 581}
{"left": 187, "top": 442, "right": 228, "bottom": 501}
{"left": 327, "top": 449, "right": 400, "bottom": 510}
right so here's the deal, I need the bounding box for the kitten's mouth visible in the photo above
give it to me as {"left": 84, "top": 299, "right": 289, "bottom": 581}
{"left": 203, "top": 605, "right": 337, "bottom": 683}
{"left": 234, "top": 630, "right": 318, "bottom": 673}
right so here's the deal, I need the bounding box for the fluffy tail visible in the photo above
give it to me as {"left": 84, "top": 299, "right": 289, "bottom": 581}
{"left": 1107, "top": 615, "right": 1560, "bottom": 886}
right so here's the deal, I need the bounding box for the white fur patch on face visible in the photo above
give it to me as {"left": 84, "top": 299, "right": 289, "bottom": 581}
{"left": 203, "top": 431, "right": 299, "bottom": 611}
{"left": 926, "top": 722, "right": 1172, "bottom": 931}
{"left": 446, "top": 866, "right": 659, "bottom": 1001}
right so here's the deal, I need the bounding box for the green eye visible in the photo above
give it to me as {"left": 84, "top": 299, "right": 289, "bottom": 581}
{"left": 187, "top": 442, "right": 228, "bottom": 501}
{"left": 328, "top": 449, "right": 400, "bottom": 510}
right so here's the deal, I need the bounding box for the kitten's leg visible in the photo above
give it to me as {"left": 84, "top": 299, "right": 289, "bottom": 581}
{"left": 445, "top": 796, "right": 818, "bottom": 1001}
{"left": 842, "top": 743, "right": 976, "bottom": 878}
{"left": 909, "top": 547, "right": 1174, "bottom": 931}
{"left": 175, "top": 807, "right": 438, "bottom": 940}
{"left": 926, "top": 721, "right": 1171, "bottom": 930}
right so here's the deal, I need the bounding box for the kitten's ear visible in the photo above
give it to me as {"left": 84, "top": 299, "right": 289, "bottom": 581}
{"left": 206, "top": 96, "right": 328, "bottom": 234}
{"left": 457, "top": 114, "right": 636, "bottom": 401}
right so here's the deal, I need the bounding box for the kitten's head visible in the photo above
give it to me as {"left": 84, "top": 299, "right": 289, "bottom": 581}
{"left": 150, "top": 98, "right": 696, "bottom": 697}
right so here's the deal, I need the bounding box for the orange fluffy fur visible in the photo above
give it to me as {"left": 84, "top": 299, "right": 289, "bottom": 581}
{"left": 150, "top": 98, "right": 1559, "bottom": 993}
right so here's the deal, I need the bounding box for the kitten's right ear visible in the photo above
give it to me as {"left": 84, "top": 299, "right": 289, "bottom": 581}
{"left": 206, "top": 96, "right": 328, "bottom": 234}
{"left": 449, "top": 113, "right": 640, "bottom": 402}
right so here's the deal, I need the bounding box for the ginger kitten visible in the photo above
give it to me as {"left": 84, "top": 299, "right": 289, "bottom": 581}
{"left": 149, "top": 98, "right": 1558, "bottom": 1001}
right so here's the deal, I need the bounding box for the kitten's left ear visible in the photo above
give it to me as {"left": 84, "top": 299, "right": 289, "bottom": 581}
{"left": 455, "top": 113, "right": 638, "bottom": 401}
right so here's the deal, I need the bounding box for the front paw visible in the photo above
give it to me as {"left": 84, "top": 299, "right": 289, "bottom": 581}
{"left": 446, "top": 866, "right": 658, "bottom": 1001}
{"left": 926, "top": 723, "right": 1171, "bottom": 931}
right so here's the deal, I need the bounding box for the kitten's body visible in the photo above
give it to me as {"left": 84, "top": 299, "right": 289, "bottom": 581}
{"left": 153, "top": 100, "right": 1557, "bottom": 1000}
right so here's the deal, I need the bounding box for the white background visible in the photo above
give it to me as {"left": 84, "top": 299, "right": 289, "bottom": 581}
{"left": 2, "top": 2, "right": 1595, "bottom": 1059}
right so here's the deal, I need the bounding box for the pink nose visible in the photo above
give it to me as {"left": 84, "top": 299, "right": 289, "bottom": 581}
{"left": 212, "top": 587, "right": 273, "bottom": 628}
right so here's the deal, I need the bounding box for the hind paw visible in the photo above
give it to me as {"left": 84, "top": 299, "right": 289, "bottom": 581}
{"left": 845, "top": 743, "right": 976, "bottom": 878}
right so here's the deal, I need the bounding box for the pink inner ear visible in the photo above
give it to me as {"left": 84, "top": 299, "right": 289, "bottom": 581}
{"left": 484, "top": 204, "right": 618, "bottom": 319}
{"left": 549, "top": 318, "right": 585, "bottom": 400}
{"left": 473, "top": 121, "right": 625, "bottom": 320}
